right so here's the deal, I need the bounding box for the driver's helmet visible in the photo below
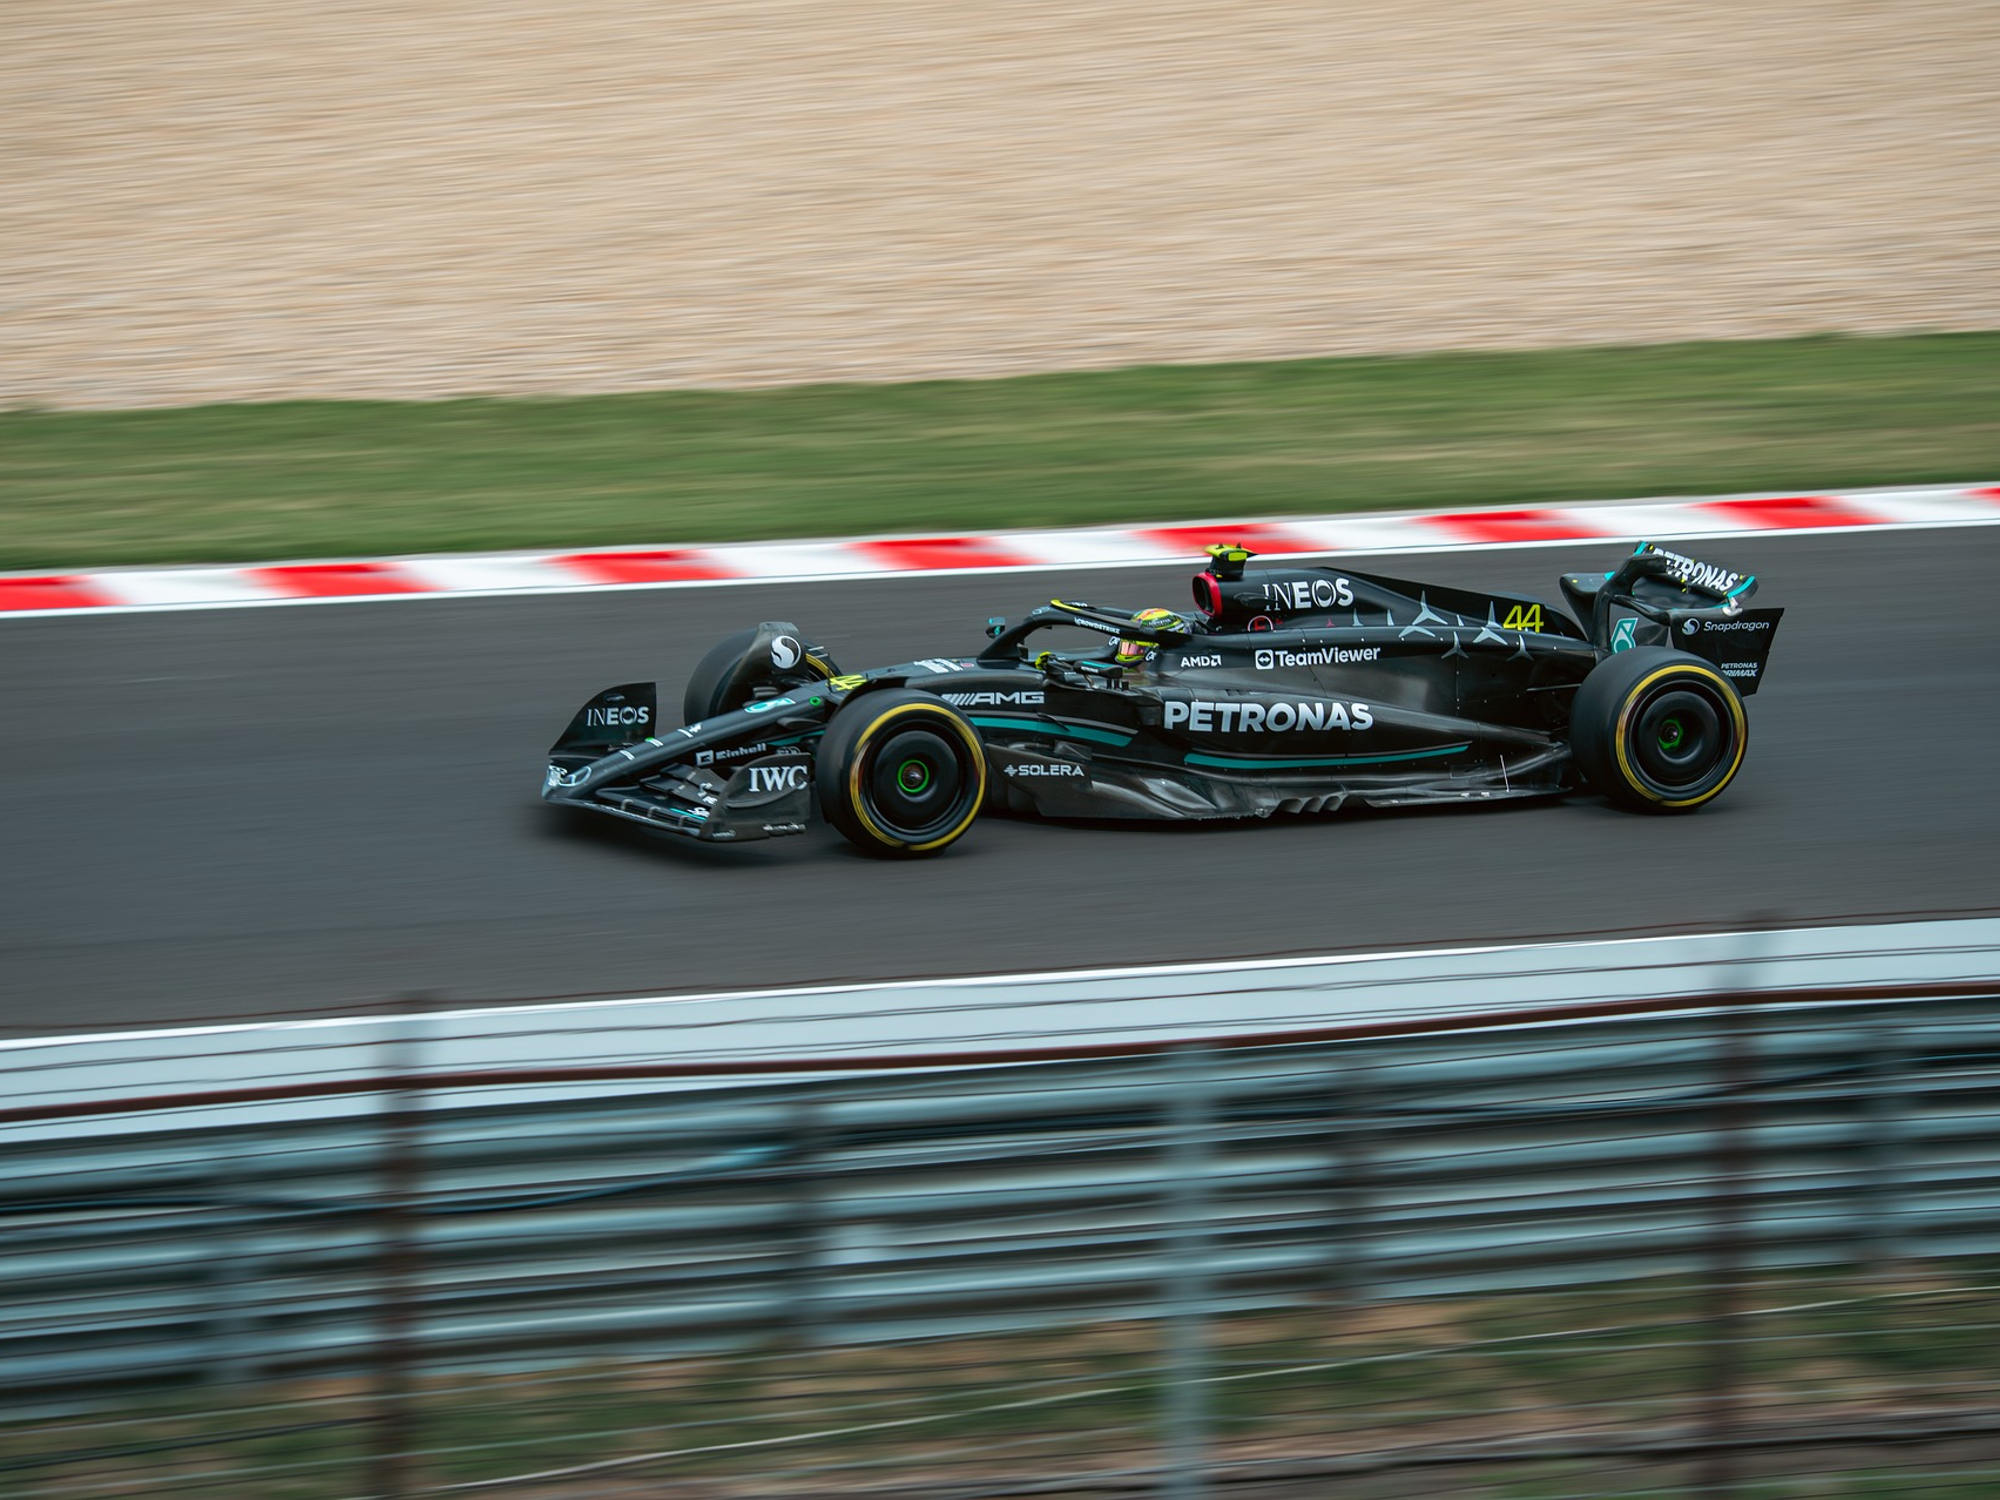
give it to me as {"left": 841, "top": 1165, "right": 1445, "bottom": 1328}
{"left": 1113, "top": 607, "right": 1190, "bottom": 666}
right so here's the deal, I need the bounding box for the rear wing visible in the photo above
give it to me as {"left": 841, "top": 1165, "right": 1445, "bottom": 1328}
{"left": 1627, "top": 542, "right": 1757, "bottom": 602}
{"left": 1561, "top": 543, "right": 1782, "bottom": 693}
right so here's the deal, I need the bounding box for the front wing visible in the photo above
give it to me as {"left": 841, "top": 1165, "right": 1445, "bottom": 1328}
{"left": 543, "top": 689, "right": 834, "bottom": 842}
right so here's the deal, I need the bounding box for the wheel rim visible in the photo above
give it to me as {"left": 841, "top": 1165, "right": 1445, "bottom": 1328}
{"left": 863, "top": 727, "right": 970, "bottom": 841}
{"left": 1627, "top": 684, "right": 1732, "bottom": 796}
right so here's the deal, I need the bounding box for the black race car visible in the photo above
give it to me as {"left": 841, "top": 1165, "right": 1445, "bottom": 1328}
{"left": 543, "top": 542, "right": 1782, "bottom": 857}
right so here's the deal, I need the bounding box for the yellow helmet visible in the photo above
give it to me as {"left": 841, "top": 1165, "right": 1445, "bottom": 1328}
{"left": 1113, "top": 607, "right": 1189, "bottom": 666}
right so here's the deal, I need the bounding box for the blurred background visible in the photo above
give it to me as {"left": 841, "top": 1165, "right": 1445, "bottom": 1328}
{"left": 6, "top": 0, "right": 1996, "bottom": 408}
{"left": 4, "top": 4, "right": 2000, "bottom": 1496}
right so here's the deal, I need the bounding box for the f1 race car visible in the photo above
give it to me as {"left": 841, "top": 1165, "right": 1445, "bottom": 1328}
{"left": 544, "top": 541, "right": 1782, "bottom": 857}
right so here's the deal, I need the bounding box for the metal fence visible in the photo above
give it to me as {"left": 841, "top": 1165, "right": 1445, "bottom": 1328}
{"left": 4, "top": 985, "right": 1999, "bottom": 1497}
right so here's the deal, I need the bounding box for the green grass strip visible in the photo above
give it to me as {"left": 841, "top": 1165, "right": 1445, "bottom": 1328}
{"left": 2, "top": 332, "right": 1995, "bottom": 571}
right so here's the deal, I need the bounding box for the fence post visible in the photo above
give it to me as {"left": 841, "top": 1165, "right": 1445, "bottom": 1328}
{"left": 203, "top": 1133, "right": 264, "bottom": 1388}
{"left": 1163, "top": 1044, "right": 1214, "bottom": 1500}
{"left": 1857, "top": 1009, "right": 1908, "bottom": 1272}
{"left": 784, "top": 1095, "right": 832, "bottom": 1347}
{"left": 369, "top": 996, "right": 428, "bottom": 1500}
{"left": 1697, "top": 991, "right": 1758, "bottom": 1499}
{"left": 1325, "top": 1047, "right": 1377, "bottom": 1307}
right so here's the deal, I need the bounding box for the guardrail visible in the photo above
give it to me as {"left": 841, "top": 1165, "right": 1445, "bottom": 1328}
{"left": 10, "top": 915, "right": 1999, "bottom": 1133}
{"left": 4, "top": 974, "right": 1999, "bottom": 1497}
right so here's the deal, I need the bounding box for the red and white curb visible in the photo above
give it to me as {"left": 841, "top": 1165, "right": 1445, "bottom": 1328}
{"left": 4, "top": 483, "right": 1995, "bottom": 617}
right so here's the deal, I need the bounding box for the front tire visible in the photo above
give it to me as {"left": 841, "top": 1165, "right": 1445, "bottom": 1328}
{"left": 816, "top": 690, "right": 986, "bottom": 857}
{"left": 683, "top": 624, "right": 838, "bottom": 723}
{"left": 1570, "top": 647, "right": 1748, "bottom": 812}
{"left": 682, "top": 628, "right": 762, "bottom": 723}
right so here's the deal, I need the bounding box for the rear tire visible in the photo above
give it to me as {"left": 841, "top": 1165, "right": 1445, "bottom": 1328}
{"left": 816, "top": 691, "right": 986, "bottom": 857}
{"left": 1571, "top": 647, "right": 1747, "bottom": 812}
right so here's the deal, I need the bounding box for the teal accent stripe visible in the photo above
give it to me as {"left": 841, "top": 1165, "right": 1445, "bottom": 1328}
{"left": 1725, "top": 575, "right": 1755, "bottom": 598}
{"left": 1056, "top": 723, "right": 1136, "bottom": 747}
{"left": 971, "top": 715, "right": 1135, "bottom": 747}
{"left": 1186, "top": 742, "right": 1472, "bottom": 771}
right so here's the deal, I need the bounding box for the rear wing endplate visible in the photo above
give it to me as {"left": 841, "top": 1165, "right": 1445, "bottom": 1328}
{"left": 1671, "top": 608, "right": 1784, "bottom": 695}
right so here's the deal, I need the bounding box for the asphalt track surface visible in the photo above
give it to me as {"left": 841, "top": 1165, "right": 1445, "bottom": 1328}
{"left": 4, "top": 527, "right": 1997, "bottom": 1037}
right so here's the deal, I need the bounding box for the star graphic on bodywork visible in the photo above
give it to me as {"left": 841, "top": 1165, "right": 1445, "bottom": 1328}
{"left": 1441, "top": 630, "right": 1469, "bottom": 660}
{"left": 1475, "top": 604, "right": 1506, "bottom": 646}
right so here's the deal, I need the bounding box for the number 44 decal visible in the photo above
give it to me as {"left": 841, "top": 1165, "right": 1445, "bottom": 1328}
{"left": 1501, "top": 604, "right": 1544, "bottom": 632}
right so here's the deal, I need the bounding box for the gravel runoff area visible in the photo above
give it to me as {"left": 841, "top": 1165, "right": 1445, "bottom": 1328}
{"left": 4, "top": 1, "right": 1996, "bottom": 410}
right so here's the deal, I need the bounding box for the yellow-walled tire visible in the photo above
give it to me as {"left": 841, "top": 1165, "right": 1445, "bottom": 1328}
{"left": 816, "top": 690, "right": 986, "bottom": 857}
{"left": 1570, "top": 647, "right": 1748, "bottom": 813}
